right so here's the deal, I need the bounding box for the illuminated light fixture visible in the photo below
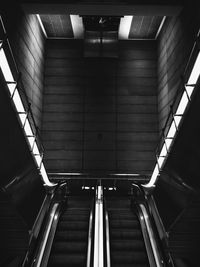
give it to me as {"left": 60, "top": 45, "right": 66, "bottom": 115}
{"left": 175, "top": 91, "right": 189, "bottom": 115}
{"left": 118, "top": 16, "right": 133, "bottom": 40}
{"left": 185, "top": 85, "right": 194, "bottom": 99}
{"left": 24, "top": 119, "right": 33, "bottom": 136}
{"left": 27, "top": 136, "right": 35, "bottom": 148}
{"left": 160, "top": 144, "right": 168, "bottom": 157}
{"left": 174, "top": 115, "right": 182, "bottom": 128}
{"left": 19, "top": 113, "right": 27, "bottom": 125}
{"left": 144, "top": 164, "right": 159, "bottom": 188}
{"left": 12, "top": 90, "right": 26, "bottom": 113}
{"left": 8, "top": 82, "right": 17, "bottom": 95}
{"left": 0, "top": 48, "right": 15, "bottom": 83}
{"left": 144, "top": 45, "right": 200, "bottom": 188}
{"left": 33, "top": 143, "right": 40, "bottom": 155}
{"left": 114, "top": 173, "right": 140, "bottom": 176}
{"left": 187, "top": 52, "right": 200, "bottom": 85}
{"left": 40, "top": 164, "right": 54, "bottom": 187}
{"left": 157, "top": 156, "right": 165, "bottom": 169}
{"left": 0, "top": 39, "right": 55, "bottom": 187}
{"left": 70, "top": 15, "right": 84, "bottom": 39}
{"left": 165, "top": 138, "right": 173, "bottom": 150}
{"left": 35, "top": 154, "right": 42, "bottom": 167}
{"left": 167, "top": 121, "right": 177, "bottom": 138}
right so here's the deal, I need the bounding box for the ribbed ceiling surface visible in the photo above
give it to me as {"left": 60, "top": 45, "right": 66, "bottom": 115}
{"left": 39, "top": 14, "right": 164, "bottom": 39}
{"left": 129, "top": 16, "right": 163, "bottom": 39}
{"left": 40, "top": 14, "right": 73, "bottom": 38}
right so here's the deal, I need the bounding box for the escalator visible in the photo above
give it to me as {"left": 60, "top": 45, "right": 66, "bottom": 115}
{"left": 106, "top": 195, "right": 150, "bottom": 267}
{"left": 28, "top": 180, "right": 165, "bottom": 267}
{"left": 47, "top": 195, "right": 93, "bottom": 267}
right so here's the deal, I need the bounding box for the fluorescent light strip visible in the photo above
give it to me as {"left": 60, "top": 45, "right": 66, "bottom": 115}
{"left": 144, "top": 51, "right": 200, "bottom": 188}
{"left": 70, "top": 15, "right": 84, "bottom": 39}
{"left": 118, "top": 16, "right": 133, "bottom": 40}
{"left": 187, "top": 52, "right": 200, "bottom": 85}
{"left": 0, "top": 46, "right": 54, "bottom": 187}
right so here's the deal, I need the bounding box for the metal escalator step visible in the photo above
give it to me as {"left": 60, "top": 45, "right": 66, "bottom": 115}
{"left": 109, "top": 219, "right": 140, "bottom": 229}
{"left": 111, "top": 240, "right": 146, "bottom": 251}
{"left": 48, "top": 253, "right": 86, "bottom": 266}
{"left": 51, "top": 241, "right": 87, "bottom": 253}
{"left": 110, "top": 229, "right": 142, "bottom": 240}
{"left": 57, "top": 221, "right": 88, "bottom": 231}
{"left": 111, "top": 251, "right": 148, "bottom": 264}
{"left": 55, "top": 230, "right": 88, "bottom": 241}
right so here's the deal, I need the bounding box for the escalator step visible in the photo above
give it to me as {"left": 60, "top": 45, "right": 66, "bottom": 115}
{"left": 55, "top": 230, "right": 88, "bottom": 241}
{"left": 48, "top": 253, "right": 86, "bottom": 266}
{"left": 110, "top": 220, "right": 140, "bottom": 229}
{"left": 111, "top": 229, "right": 142, "bottom": 240}
{"left": 57, "top": 221, "right": 88, "bottom": 231}
{"left": 111, "top": 251, "right": 148, "bottom": 264}
{"left": 51, "top": 241, "right": 87, "bottom": 253}
{"left": 111, "top": 240, "right": 146, "bottom": 251}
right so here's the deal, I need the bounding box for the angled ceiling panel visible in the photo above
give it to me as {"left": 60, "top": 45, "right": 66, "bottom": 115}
{"left": 129, "top": 15, "right": 163, "bottom": 39}
{"left": 40, "top": 14, "right": 74, "bottom": 38}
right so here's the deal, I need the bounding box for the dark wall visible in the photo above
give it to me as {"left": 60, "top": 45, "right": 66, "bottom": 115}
{"left": 42, "top": 39, "right": 158, "bottom": 175}
{"left": 2, "top": 7, "right": 46, "bottom": 131}
{"left": 157, "top": 5, "right": 200, "bottom": 133}
{"left": 0, "top": 70, "right": 46, "bottom": 264}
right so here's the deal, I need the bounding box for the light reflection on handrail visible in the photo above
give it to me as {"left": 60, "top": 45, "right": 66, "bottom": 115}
{"left": 87, "top": 200, "right": 94, "bottom": 267}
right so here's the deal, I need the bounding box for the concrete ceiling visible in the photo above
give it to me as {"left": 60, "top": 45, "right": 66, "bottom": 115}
{"left": 39, "top": 14, "right": 165, "bottom": 40}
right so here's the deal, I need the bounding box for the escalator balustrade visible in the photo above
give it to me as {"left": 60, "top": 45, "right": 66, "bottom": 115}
{"left": 106, "top": 195, "right": 150, "bottom": 267}
{"left": 47, "top": 195, "right": 93, "bottom": 267}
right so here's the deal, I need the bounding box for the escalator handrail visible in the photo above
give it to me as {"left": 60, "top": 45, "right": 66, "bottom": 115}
{"left": 31, "top": 202, "right": 60, "bottom": 267}
{"left": 139, "top": 203, "right": 165, "bottom": 267}
{"left": 87, "top": 198, "right": 95, "bottom": 267}
{"left": 105, "top": 211, "right": 111, "bottom": 267}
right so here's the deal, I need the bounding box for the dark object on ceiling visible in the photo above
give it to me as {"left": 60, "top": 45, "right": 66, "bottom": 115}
{"left": 82, "top": 16, "right": 121, "bottom": 31}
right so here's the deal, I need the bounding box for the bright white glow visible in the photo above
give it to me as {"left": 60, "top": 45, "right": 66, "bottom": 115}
{"left": 167, "top": 121, "right": 177, "bottom": 138}
{"left": 24, "top": 119, "right": 33, "bottom": 136}
{"left": 70, "top": 15, "right": 84, "bottom": 39}
{"left": 187, "top": 52, "right": 200, "bottom": 85}
{"left": 144, "top": 164, "right": 159, "bottom": 188}
{"left": 33, "top": 144, "right": 40, "bottom": 155}
{"left": 7, "top": 82, "right": 17, "bottom": 95}
{"left": 97, "top": 185, "right": 102, "bottom": 200}
{"left": 13, "top": 90, "right": 26, "bottom": 113}
{"left": 185, "top": 85, "right": 194, "bottom": 99}
{"left": 160, "top": 144, "right": 167, "bottom": 157}
{"left": 19, "top": 113, "right": 27, "bottom": 125}
{"left": 176, "top": 91, "right": 189, "bottom": 115}
{"left": 40, "top": 163, "right": 55, "bottom": 187}
{"left": 118, "top": 16, "right": 133, "bottom": 40}
{"left": 158, "top": 156, "right": 165, "bottom": 169}
{"left": 174, "top": 115, "right": 182, "bottom": 128}
{"left": 0, "top": 48, "right": 15, "bottom": 83}
{"left": 84, "top": 186, "right": 90, "bottom": 190}
{"left": 0, "top": 37, "right": 54, "bottom": 188}
{"left": 165, "top": 138, "right": 173, "bottom": 150}
{"left": 27, "top": 136, "right": 35, "bottom": 148}
{"left": 35, "top": 154, "right": 42, "bottom": 167}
